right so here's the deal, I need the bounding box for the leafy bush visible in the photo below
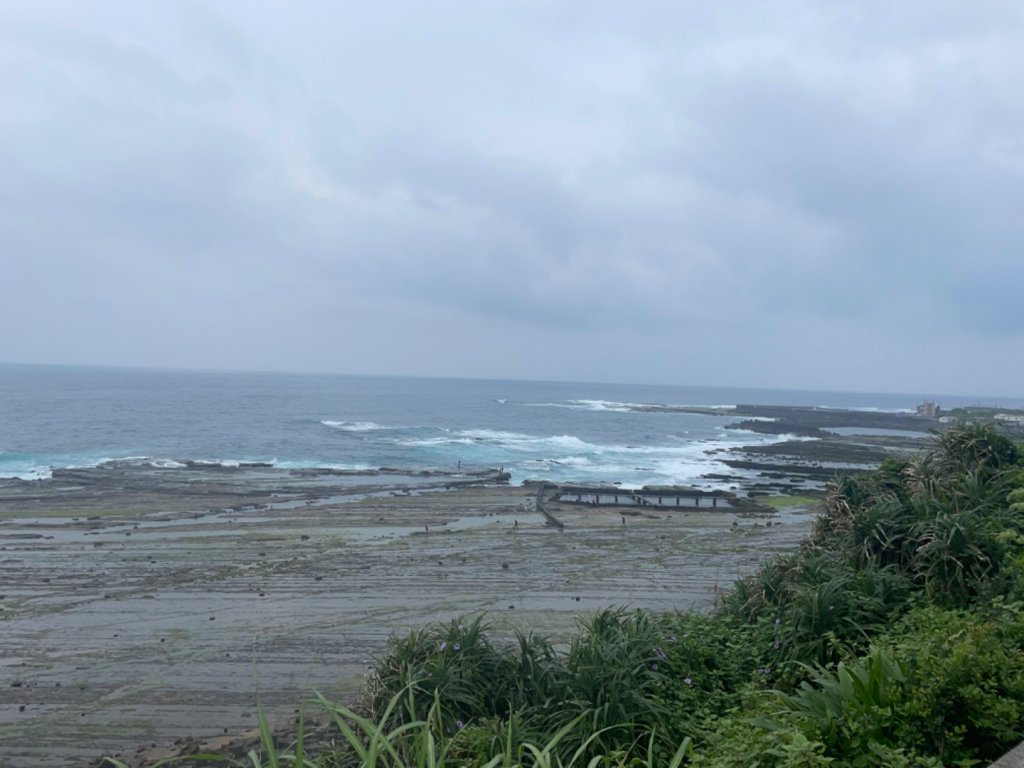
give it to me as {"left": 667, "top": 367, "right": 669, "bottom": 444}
{"left": 366, "top": 615, "right": 529, "bottom": 732}
{"left": 881, "top": 602, "right": 1024, "bottom": 764}
{"left": 691, "top": 714, "right": 834, "bottom": 768}
{"left": 770, "top": 648, "right": 910, "bottom": 766}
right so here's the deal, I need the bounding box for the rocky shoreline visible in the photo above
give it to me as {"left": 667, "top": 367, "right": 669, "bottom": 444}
{"left": 698, "top": 404, "right": 942, "bottom": 496}
{"left": 0, "top": 405, "right": 967, "bottom": 767}
{"left": 0, "top": 462, "right": 815, "bottom": 767}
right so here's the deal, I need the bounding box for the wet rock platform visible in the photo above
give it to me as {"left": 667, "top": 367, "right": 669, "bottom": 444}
{"left": 0, "top": 465, "right": 815, "bottom": 767}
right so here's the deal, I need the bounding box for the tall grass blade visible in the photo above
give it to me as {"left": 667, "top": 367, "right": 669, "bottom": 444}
{"left": 293, "top": 707, "right": 305, "bottom": 768}
{"left": 316, "top": 688, "right": 427, "bottom": 767}
{"left": 666, "top": 736, "right": 693, "bottom": 768}
{"left": 256, "top": 698, "right": 280, "bottom": 768}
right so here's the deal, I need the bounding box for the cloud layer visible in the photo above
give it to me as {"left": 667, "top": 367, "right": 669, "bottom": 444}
{"left": 2, "top": 1, "right": 1022, "bottom": 395}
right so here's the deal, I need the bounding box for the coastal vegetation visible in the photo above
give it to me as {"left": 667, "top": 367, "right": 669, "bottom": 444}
{"left": 105, "top": 423, "right": 1024, "bottom": 767}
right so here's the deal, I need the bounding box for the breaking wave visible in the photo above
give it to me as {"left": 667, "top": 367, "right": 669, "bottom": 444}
{"left": 368, "top": 424, "right": 792, "bottom": 489}
{"left": 525, "top": 399, "right": 640, "bottom": 412}
{"left": 321, "top": 420, "right": 390, "bottom": 431}
{"left": 0, "top": 453, "right": 193, "bottom": 480}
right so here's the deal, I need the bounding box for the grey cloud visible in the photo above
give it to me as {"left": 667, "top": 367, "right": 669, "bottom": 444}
{"left": 0, "top": 1, "right": 1022, "bottom": 392}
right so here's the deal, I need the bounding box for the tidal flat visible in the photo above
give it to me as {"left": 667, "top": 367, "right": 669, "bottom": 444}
{"left": 0, "top": 466, "right": 816, "bottom": 767}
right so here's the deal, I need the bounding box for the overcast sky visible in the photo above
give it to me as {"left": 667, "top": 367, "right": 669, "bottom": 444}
{"left": 2, "top": 2, "right": 1022, "bottom": 396}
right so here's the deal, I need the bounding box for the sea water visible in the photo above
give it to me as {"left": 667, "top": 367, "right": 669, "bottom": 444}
{"left": 1, "top": 364, "right": 1019, "bottom": 488}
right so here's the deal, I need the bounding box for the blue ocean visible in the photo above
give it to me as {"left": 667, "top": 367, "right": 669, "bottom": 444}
{"left": 1, "top": 364, "right": 1020, "bottom": 488}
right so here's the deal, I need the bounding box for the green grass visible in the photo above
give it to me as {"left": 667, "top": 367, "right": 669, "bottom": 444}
{"left": 754, "top": 494, "right": 823, "bottom": 509}
{"left": 101, "top": 688, "right": 693, "bottom": 768}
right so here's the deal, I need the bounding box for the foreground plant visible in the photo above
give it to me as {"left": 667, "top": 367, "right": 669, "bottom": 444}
{"left": 103, "top": 687, "right": 691, "bottom": 768}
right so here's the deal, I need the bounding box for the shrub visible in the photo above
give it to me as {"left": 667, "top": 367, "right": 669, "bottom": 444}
{"left": 366, "top": 615, "right": 522, "bottom": 732}
{"left": 881, "top": 602, "right": 1024, "bottom": 764}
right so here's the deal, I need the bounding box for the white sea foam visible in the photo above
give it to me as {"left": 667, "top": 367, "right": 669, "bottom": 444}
{"left": 524, "top": 399, "right": 740, "bottom": 414}
{"left": 321, "top": 420, "right": 389, "bottom": 431}
{"left": 0, "top": 454, "right": 194, "bottom": 480}
{"left": 537, "top": 434, "right": 594, "bottom": 451}
{"left": 350, "top": 409, "right": 820, "bottom": 489}
{"left": 569, "top": 399, "right": 640, "bottom": 412}
{"left": 382, "top": 420, "right": 765, "bottom": 488}
{"left": 666, "top": 404, "right": 737, "bottom": 410}
{"left": 0, "top": 453, "right": 388, "bottom": 480}
{"left": 525, "top": 399, "right": 640, "bottom": 412}
{"left": 94, "top": 456, "right": 189, "bottom": 469}
{"left": 0, "top": 464, "right": 53, "bottom": 481}
{"left": 455, "top": 429, "right": 534, "bottom": 441}
{"left": 188, "top": 458, "right": 243, "bottom": 467}
{"left": 274, "top": 460, "right": 375, "bottom": 471}
{"left": 395, "top": 430, "right": 589, "bottom": 450}
{"left": 145, "top": 458, "right": 188, "bottom": 469}
{"left": 554, "top": 456, "right": 593, "bottom": 467}
{"left": 464, "top": 431, "right": 600, "bottom": 453}
{"left": 398, "top": 436, "right": 477, "bottom": 447}
{"left": 1, "top": 455, "right": 100, "bottom": 480}
{"left": 67, "top": 456, "right": 118, "bottom": 469}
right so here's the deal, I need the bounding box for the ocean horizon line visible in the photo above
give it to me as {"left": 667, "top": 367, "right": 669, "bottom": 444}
{"left": 0, "top": 359, "right": 1015, "bottom": 405}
